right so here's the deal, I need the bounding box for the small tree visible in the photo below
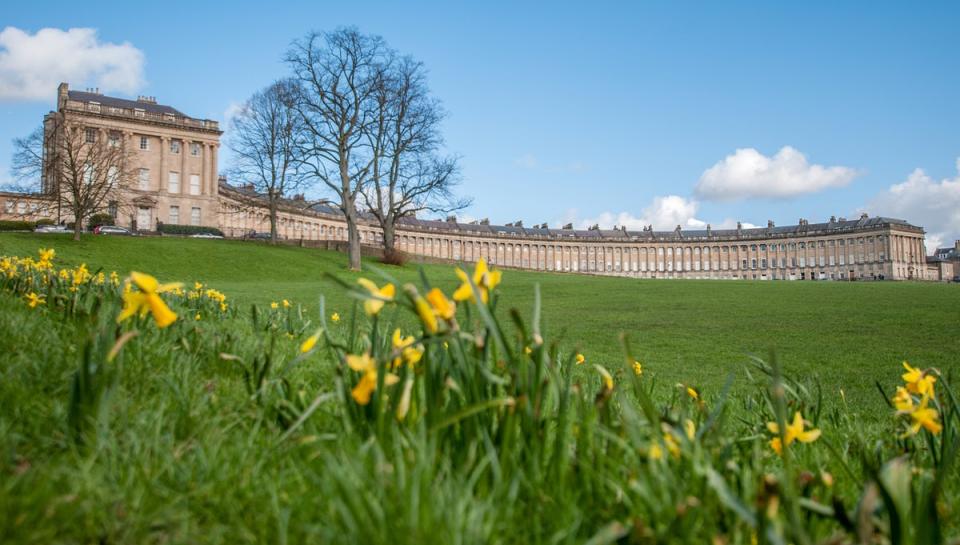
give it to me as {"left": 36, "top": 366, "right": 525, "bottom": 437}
{"left": 9, "top": 126, "right": 46, "bottom": 194}
{"left": 228, "top": 79, "right": 308, "bottom": 244}
{"left": 363, "top": 56, "right": 469, "bottom": 256}
{"left": 15, "top": 115, "right": 137, "bottom": 240}
{"left": 286, "top": 27, "right": 390, "bottom": 271}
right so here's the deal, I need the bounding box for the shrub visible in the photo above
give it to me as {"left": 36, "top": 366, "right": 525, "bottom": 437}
{"left": 0, "top": 220, "right": 35, "bottom": 231}
{"left": 380, "top": 248, "right": 408, "bottom": 266}
{"left": 158, "top": 223, "right": 225, "bottom": 237}
{"left": 88, "top": 213, "right": 115, "bottom": 229}
{"left": 35, "top": 219, "right": 55, "bottom": 226}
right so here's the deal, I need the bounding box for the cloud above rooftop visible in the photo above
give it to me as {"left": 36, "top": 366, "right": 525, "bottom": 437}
{"left": 0, "top": 26, "right": 144, "bottom": 101}
{"left": 695, "top": 146, "right": 860, "bottom": 201}
{"left": 866, "top": 157, "right": 960, "bottom": 250}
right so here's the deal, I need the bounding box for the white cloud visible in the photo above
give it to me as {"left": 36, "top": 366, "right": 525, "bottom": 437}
{"left": 222, "top": 100, "right": 245, "bottom": 125}
{"left": 866, "top": 158, "right": 960, "bottom": 251}
{"left": 0, "top": 26, "right": 144, "bottom": 101}
{"left": 561, "top": 195, "right": 756, "bottom": 232}
{"left": 696, "top": 146, "right": 859, "bottom": 201}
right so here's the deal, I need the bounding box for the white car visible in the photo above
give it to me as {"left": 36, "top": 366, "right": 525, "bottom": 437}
{"left": 189, "top": 232, "right": 224, "bottom": 239}
{"left": 34, "top": 225, "right": 71, "bottom": 233}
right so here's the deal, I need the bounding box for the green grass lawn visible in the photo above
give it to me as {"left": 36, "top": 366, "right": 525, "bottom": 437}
{"left": 2, "top": 232, "right": 957, "bottom": 410}
{"left": 2, "top": 232, "right": 959, "bottom": 544}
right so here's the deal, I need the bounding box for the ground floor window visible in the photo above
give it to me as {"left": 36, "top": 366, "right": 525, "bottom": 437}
{"left": 191, "top": 207, "right": 201, "bottom": 226}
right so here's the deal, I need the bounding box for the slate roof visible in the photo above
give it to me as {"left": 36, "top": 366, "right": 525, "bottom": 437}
{"left": 219, "top": 181, "right": 923, "bottom": 242}
{"left": 68, "top": 90, "right": 187, "bottom": 118}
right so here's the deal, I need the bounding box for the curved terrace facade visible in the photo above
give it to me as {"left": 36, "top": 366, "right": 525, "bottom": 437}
{"left": 218, "top": 183, "right": 927, "bottom": 281}
{"left": 0, "top": 84, "right": 930, "bottom": 281}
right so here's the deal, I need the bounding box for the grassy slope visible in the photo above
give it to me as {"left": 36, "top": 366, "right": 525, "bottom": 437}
{"left": 2, "top": 232, "right": 958, "bottom": 411}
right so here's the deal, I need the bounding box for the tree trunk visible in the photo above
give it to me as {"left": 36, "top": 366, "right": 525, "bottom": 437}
{"left": 382, "top": 219, "right": 396, "bottom": 254}
{"left": 269, "top": 199, "right": 279, "bottom": 245}
{"left": 73, "top": 217, "right": 82, "bottom": 241}
{"left": 347, "top": 216, "right": 362, "bottom": 271}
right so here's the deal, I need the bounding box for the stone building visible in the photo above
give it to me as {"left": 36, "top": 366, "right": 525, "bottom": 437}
{"left": 0, "top": 84, "right": 936, "bottom": 281}
{"left": 28, "top": 83, "right": 222, "bottom": 230}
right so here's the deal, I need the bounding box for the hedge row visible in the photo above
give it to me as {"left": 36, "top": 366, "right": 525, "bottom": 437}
{"left": 0, "top": 220, "right": 38, "bottom": 231}
{"left": 157, "top": 223, "right": 225, "bottom": 237}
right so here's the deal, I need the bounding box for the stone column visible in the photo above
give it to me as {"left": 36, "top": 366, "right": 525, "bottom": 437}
{"left": 159, "top": 137, "right": 168, "bottom": 192}
{"left": 179, "top": 140, "right": 187, "bottom": 195}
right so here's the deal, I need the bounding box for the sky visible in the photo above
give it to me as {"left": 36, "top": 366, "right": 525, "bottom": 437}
{"left": 2, "top": 1, "right": 959, "bottom": 248}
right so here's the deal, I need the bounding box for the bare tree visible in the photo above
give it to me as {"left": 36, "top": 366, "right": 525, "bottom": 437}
{"left": 286, "top": 27, "right": 390, "bottom": 271}
{"left": 26, "top": 115, "right": 137, "bottom": 240}
{"left": 227, "top": 79, "right": 308, "bottom": 244}
{"left": 8, "top": 126, "right": 47, "bottom": 194}
{"left": 363, "top": 56, "right": 469, "bottom": 256}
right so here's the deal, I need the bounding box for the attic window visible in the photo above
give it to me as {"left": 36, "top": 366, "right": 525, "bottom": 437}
{"left": 134, "top": 108, "right": 145, "bottom": 118}
{"left": 88, "top": 101, "right": 101, "bottom": 113}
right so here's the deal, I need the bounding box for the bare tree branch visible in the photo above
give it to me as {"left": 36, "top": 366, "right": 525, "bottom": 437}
{"left": 32, "top": 115, "right": 137, "bottom": 240}
{"left": 360, "top": 54, "right": 470, "bottom": 255}
{"left": 287, "top": 27, "right": 392, "bottom": 270}
{"left": 227, "top": 78, "right": 310, "bottom": 243}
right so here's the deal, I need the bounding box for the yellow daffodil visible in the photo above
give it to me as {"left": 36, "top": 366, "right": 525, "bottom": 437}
{"left": 633, "top": 360, "right": 643, "bottom": 376}
{"left": 648, "top": 443, "right": 664, "bottom": 461}
{"left": 271, "top": 301, "right": 279, "bottom": 309}
{"left": 345, "top": 352, "right": 399, "bottom": 405}
{"left": 575, "top": 353, "right": 585, "bottom": 365}
{"left": 194, "top": 282, "right": 203, "bottom": 290}
{"left": 220, "top": 302, "right": 227, "bottom": 312}
{"left": 37, "top": 248, "right": 55, "bottom": 270}
{"left": 331, "top": 312, "right": 340, "bottom": 323}
{"left": 524, "top": 346, "right": 533, "bottom": 355}
{"left": 117, "top": 271, "right": 182, "bottom": 328}
{"left": 195, "top": 313, "right": 201, "bottom": 321}
{"left": 25, "top": 292, "right": 45, "bottom": 308}
{"left": 300, "top": 329, "right": 322, "bottom": 353}
{"left": 767, "top": 411, "right": 821, "bottom": 455}
{"left": 902, "top": 362, "right": 936, "bottom": 396}
{"left": 109, "top": 271, "right": 119, "bottom": 286}
{"left": 892, "top": 386, "right": 914, "bottom": 412}
{"left": 684, "top": 419, "right": 696, "bottom": 441}
{"left": 414, "top": 294, "right": 438, "bottom": 334}
{"left": 908, "top": 394, "right": 942, "bottom": 436}
{"left": 392, "top": 329, "right": 424, "bottom": 368}
{"left": 426, "top": 287, "right": 456, "bottom": 320}
{"left": 357, "top": 278, "right": 395, "bottom": 316}
{"left": 686, "top": 386, "right": 700, "bottom": 401}
{"left": 282, "top": 299, "right": 291, "bottom": 308}
{"left": 452, "top": 258, "right": 501, "bottom": 304}
{"left": 661, "top": 425, "right": 681, "bottom": 458}
{"left": 594, "top": 364, "right": 614, "bottom": 391}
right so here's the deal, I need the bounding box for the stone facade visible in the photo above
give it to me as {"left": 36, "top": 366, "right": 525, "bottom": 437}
{"left": 29, "top": 83, "right": 222, "bottom": 230}
{"left": 0, "top": 85, "right": 936, "bottom": 281}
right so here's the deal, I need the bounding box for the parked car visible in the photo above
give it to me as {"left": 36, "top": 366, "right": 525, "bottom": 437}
{"left": 244, "top": 231, "right": 280, "bottom": 241}
{"left": 34, "top": 224, "right": 71, "bottom": 234}
{"left": 189, "top": 232, "right": 224, "bottom": 239}
{"left": 94, "top": 225, "right": 137, "bottom": 236}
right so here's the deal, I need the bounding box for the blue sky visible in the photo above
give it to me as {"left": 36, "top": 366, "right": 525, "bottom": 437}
{"left": 2, "top": 1, "right": 959, "bottom": 247}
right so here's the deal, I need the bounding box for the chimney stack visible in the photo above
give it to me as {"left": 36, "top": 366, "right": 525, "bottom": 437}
{"left": 562, "top": 222, "right": 573, "bottom": 230}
